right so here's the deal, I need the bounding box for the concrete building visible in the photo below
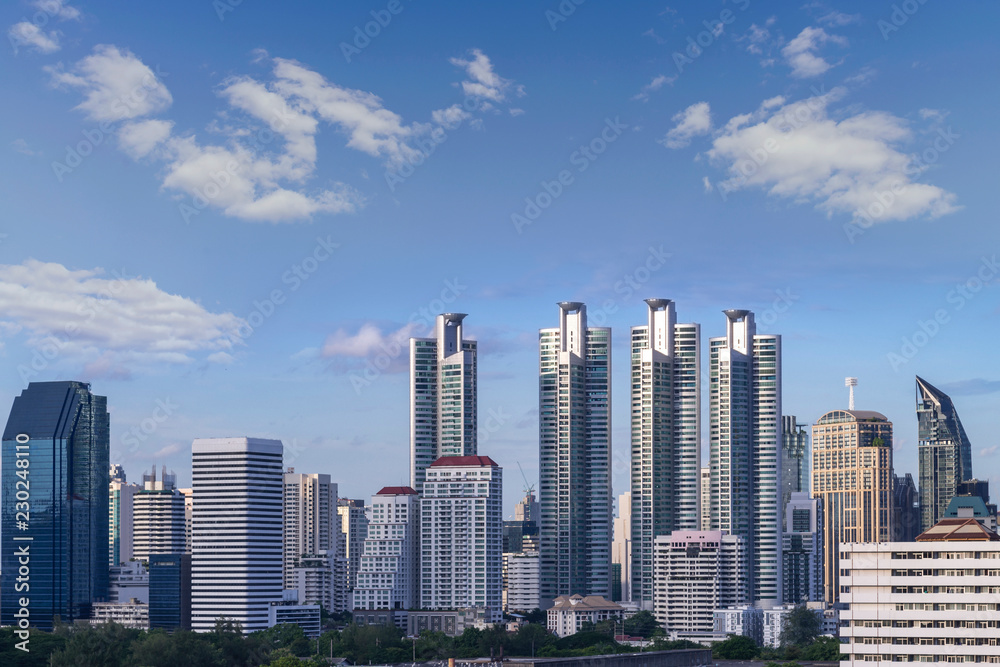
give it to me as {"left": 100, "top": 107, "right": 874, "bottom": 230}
{"left": 191, "top": 437, "right": 283, "bottom": 633}
{"left": 709, "top": 310, "right": 782, "bottom": 605}
{"left": 539, "top": 302, "right": 613, "bottom": 605}
{"left": 109, "top": 465, "right": 140, "bottom": 566}
{"left": 713, "top": 606, "right": 762, "bottom": 645}
{"left": 653, "top": 530, "right": 747, "bottom": 640}
{"left": 338, "top": 498, "right": 369, "bottom": 593}
{"left": 548, "top": 594, "right": 624, "bottom": 638}
{"left": 781, "top": 415, "right": 809, "bottom": 516}
{"left": 178, "top": 487, "right": 193, "bottom": 554}
{"left": 109, "top": 560, "right": 149, "bottom": 604}
{"left": 781, "top": 492, "right": 823, "bottom": 604}
{"left": 630, "top": 299, "right": 701, "bottom": 610}
{"left": 133, "top": 466, "right": 186, "bottom": 561}
{"left": 840, "top": 518, "right": 1000, "bottom": 665}
{"left": 410, "top": 313, "right": 477, "bottom": 493}
{"left": 354, "top": 486, "right": 420, "bottom": 612}
{"left": 612, "top": 491, "right": 632, "bottom": 603}
{"left": 268, "top": 591, "right": 321, "bottom": 638}
{"left": 91, "top": 599, "right": 149, "bottom": 629}
{"left": 812, "top": 409, "right": 893, "bottom": 604}
{"left": 421, "top": 456, "right": 503, "bottom": 621}
{"left": 507, "top": 551, "right": 541, "bottom": 612}
{"left": 283, "top": 471, "right": 338, "bottom": 591}
{"left": 700, "top": 467, "right": 711, "bottom": 531}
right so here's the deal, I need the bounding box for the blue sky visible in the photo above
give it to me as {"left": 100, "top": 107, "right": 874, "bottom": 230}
{"left": 2, "top": 0, "right": 999, "bottom": 514}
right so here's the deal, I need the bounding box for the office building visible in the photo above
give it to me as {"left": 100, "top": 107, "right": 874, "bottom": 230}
{"left": 539, "top": 302, "right": 613, "bottom": 605}
{"left": 109, "top": 560, "right": 149, "bottom": 604}
{"left": 179, "top": 487, "right": 193, "bottom": 553}
{"left": 109, "top": 464, "right": 140, "bottom": 566}
{"left": 133, "top": 465, "right": 186, "bottom": 560}
{"left": 917, "top": 376, "right": 975, "bottom": 532}
{"left": 781, "top": 415, "right": 809, "bottom": 512}
{"left": 839, "top": 518, "right": 1000, "bottom": 665}
{"left": 268, "top": 591, "right": 321, "bottom": 638}
{"left": 283, "top": 471, "right": 338, "bottom": 590}
{"left": 812, "top": 409, "right": 893, "bottom": 604}
{"left": 338, "top": 498, "right": 368, "bottom": 592}
{"left": 354, "top": 486, "right": 420, "bottom": 612}
{"left": 421, "top": 456, "right": 502, "bottom": 621}
{"left": 653, "top": 530, "right": 747, "bottom": 640}
{"left": 709, "top": 309, "right": 782, "bottom": 605}
{"left": 507, "top": 551, "right": 541, "bottom": 612}
{"left": 410, "top": 313, "right": 477, "bottom": 493}
{"left": 893, "top": 473, "right": 921, "bottom": 542}
{"left": 630, "top": 298, "right": 701, "bottom": 610}
{"left": 148, "top": 553, "right": 191, "bottom": 630}
{"left": 191, "top": 437, "right": 283, "bottom": 633}
{"left": 781, "top": 492, "right": 823, "bottom": 604}
{"left": 612, "top": 491, "right": 632, "bottom": 603}
{"left": 1, "top": 381, "right": 110, "bottom": 630}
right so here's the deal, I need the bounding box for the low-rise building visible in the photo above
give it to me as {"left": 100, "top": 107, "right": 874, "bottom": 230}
{"left": 109, "top": 560, "right": 149, "bottom": 604}
{"left": 91, "top": 599, "right": 149, "bottom": 629}
{"left": 547, "top": 595, "right": 624, "bottom": 638}
{"left": 713, "top": 605, "right": 762, "bottom": 645}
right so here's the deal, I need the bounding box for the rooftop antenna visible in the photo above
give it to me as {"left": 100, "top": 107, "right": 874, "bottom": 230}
{"left": 845, "top": 377, "right": 858, "bottom": 410}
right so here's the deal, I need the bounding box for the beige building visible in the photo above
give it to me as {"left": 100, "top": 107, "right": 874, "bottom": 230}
{"left": 547, "top": 594, "right": 624, "bottom": 638}
{"left": 811, "top": 409, "right": 893, "bottom": 604}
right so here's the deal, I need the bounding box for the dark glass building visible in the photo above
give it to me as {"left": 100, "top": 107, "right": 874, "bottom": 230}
{"left": 1, "top": 381, "right": 110, "bottom": 630}
{"left": 916, "top": 376, "right": 974, "bottom": 532}
{"left": 149, "top": 553, "right": 192, "bottom": 630}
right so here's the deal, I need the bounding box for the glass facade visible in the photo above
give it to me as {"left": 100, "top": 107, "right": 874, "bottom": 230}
{"left": 1, "top": 381, "right": 110, "bottom": 630}
{"left": 149, "top": 553, "right": 191, "bottom": 630}
{"left": 916, "top": 376, "right": 974, "bottom": 532}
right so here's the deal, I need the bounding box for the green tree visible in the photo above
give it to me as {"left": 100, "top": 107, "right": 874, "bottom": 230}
{"left": 712, "top": 634, "right": 759, "bottom": 660}
{"left": 779, "top": 604, "right": 821, "bottom": 648}
{"left": 48, "top": 621, "right": 143, "bottom": 667}
{"left": 801, "top": 635, "right": 846, "bottom": 661}
{"left": 128, "top": 629, "right": 223, "bottom": 667}
{"left": 624, "top": 610, "right": 660, "bottom": 638}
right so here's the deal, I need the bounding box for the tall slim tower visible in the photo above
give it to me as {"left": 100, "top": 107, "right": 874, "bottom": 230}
{"left": 709, "top": 309, "right": 782, "bottom": 605}
{"left": 780, "top": 415, "right": 809, "bottom": 522}
{"left": 283, "top": 472, "right": 338, "bottom": 590}
{"left": 916, "top": 376, "right": 974, "bottom": 532}
{"left": 538, "top": 302, "right": 612, "bottom": 605}
{"left": 191, "top": 437, "right": 283, "bottom": 633}
{"left": 629, "top": 298, "right": 701, "bottom": 610}
{"left": 410, "top": 313, "right": 478, "bottom": 493}
{"left": 109, "top": 464, "right": 140, "bottom": 566}
{"left": 1, "top": 381, "right": 110, "bottom": 630}
{"left": 133, "top": 466, "right": 187, "bottom": 560}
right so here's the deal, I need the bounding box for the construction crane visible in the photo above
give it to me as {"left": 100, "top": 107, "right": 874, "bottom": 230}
{"left": 516, "top": 461, "right": 535, "bottom": 496}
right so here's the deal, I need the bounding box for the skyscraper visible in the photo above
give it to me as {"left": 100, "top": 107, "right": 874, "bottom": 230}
{"left": 109, "top": 464, "right": 140, "bottom": 566}
{"left": 191, "top": 437, "right": 283, "bottom": 633}
{"left": 916, "top": 376, "right": 974, "bottom": 532}
{"left": 421, "top": 456, "right": 503, "bottom": 621}
{"left": 811, "top": 410, "right": 893, "bottom": 604}
{"left": 781, "top": 492, "right": 823, "bottom": 604}
{"left": 781, "top": 415, "right": 809, "bottom": 510}
{"left": 354, "top": 486, "right": 420, "bottom": 611}
{"left": 1, "top": 381, "right": 110, "bottom": 630}
{"left": 630, "top": 298, "right": 701, "bottom": 609}
{"left": 410, "top": 313, "right": 477, "bottom": 493}
{"left": 338, "top": 498, "right": 369, "bottom": 592}
{"left": 709, "top": 310, "right": 782, "bottom": 605}
{"left": 133, "top": 466, "right": 186, "bottom": 560}
{"left": 612, "top": 491, "right": 632, "bottom": 603}
{"left": 283, "top": 472, "right": 338, "bottom": 590}
{"left": 538, "top": 302, "right": 612, "bottom": 605}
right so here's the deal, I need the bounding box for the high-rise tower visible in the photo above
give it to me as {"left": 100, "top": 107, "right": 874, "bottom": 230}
{"left": 917, "top": 376, "right": 974, "bottom": 532}
{"left": 283, "top": 472, "right": 338, "bottom": 590}
{"left": 709, "top": 310, "right": 782, "bottom": 605}
{"left": 410, "top": 313, "right": 477, "bottom": 493}
{"left": 629, "top": 298, "right": 701, "bottom": 609}
{"left": 538, "top": 302, "right": 612, "bottom": 606}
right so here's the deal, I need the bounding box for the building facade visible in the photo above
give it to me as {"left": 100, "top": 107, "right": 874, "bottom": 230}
{"left": 109, "top": 465, "right": 140, "bottom": 566}
{"left": 354, "top": 486, "right": 420, "bottom": 612}
{"left": 547, "top": 594, "right": 624, "bottom": 638}
{"left": 630, "top": 299, "right": 701, "bottom": 610}
{"left": 410, "top": 313, "right": 477, "bottom": 493}
{"left": 283, "top": 472, "right": 338, "bottom": 590}
{"left": 812, "top": 409, "right": 893, "bottom": 604}
{"left": 781, "top": 415, "right": 809, "bottom": 515}
{"left": 539, "top": 302, "right": 613, "bottom": 605}
{"left": 507, "top": 551, "right": 541, "bottom": 612}
{"left": 133, "top": 466, "right": 186, "bottom": 560}
{"left": 421, "top": 456, "right": 503, "bottom": 621}
{"left": 708, "top": 309, "right": 782, "bottom": 605}
{"left": 612, "top": 491, "right": 632, "bottom": 603}
{"left": 1, "top": 381, "right": 110, "bottom": 630}
{"left": 191, "top": 437, "right": 283, "bottom": 633}
{"left": 338, "top": 498, "right": 369, "bottom": 593}
{"left": 781, "top": 492, "right": 823, "bottom": 604}
{"left": 148, "top": 553, "right": 191, "bottom": 630}
{"left": 917, "top": 376, "right": 975, "bottom": 532}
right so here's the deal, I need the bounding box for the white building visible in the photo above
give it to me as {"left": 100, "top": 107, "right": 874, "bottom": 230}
{"left": 547, "top": 594, "right": 624, "bottom": 638}
{"left": 338, "top": 498, "right": 369, "bottom": 592}
{"left": 109, "top": 465, "right": 140, "bottom": 566}
{"left": 421, "top": 456, "right": 503, "bottom": 622}
{"left": 191, "top": 437, "right": 283, "bottom": 633}
{"left": 269, "top": 591, "right": 321, "bottom": 638}
{"left": 782, "top": 492, "right": 823, "bottom": 604}
{"left": 713, "top": 605, "right": 763, "bottom": 645}
{"left": 709, "top": 309, "right": 782, "bottom": 605}
{"left": 109, "top": 560, "right": 149, "bottom": 604}
{"left": 91, "top": 599, "right": 149, "bottom": 629}
{"left": 653, "top": 530, "right": 747, "bottom": 640}
{"left": 630, "top": 299, "right": 701, "bottom": 610}
{"left": 178, "top": 487, "right": 193, "bottom": 554}
{"left": 283, "top": 471, "right": 338, "bottom": 590}
{"left": 410, "top": 313, "right": 477, "bottom": 493}
{"left": 840, "top": 518, "right": 1000, "bottom": 665}
{"left": 539, "top": 302, "right": 613, "bottom": 605}
{"left": 700, "top": 467, "right": 711, "bottom": 531}
{"left": 507, "top": 551, "right": 540, "bottom": 612}
{"left": 612, "top": 491, "right": 632, "bottom": 603}
{"left": 354, "top": 486, "right": 420, "bottom": 612}
{"left": 133, "top": 466, "right": 186, "bottom": 560}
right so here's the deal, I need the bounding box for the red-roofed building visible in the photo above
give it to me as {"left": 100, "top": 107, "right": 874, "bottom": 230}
{"left": 428, "top": 455, "right": 499, "bottom": 468}
{"left": 375, "top": 486, "right": 418, "bottom": 496}
{"left": 354, "top": 485, "right": 421, "bottom": 614}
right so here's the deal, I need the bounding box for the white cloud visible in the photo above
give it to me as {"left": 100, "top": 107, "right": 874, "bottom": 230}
{"left": 47, "top": 45, "right": 172, "bottom": 122}
{"left": 319, "top": 322, "right": 422, "bottom": 374}
{"left": 632, "top": 74, "right": 677, "bottom": 102}
{"left": 12, "top": 139, "right": 41, "bottom": 156}
{"left": 8, "top": 22, "right": 61, "bottom": 54}
{"left": 818, "top": 11, "right": 860, "bottom": 27}
{"left": 0, "top": 259, "right": 245, "bottom": 376}
{"left": 432, "top": 104, "right": 473, "bottom": 129}
{"left": 118, "top": 119, "right": 173, "bottom": 159}
{"left": 661, "top": 102, "right": 711, "bottom": 149}
{"left": 34, "top": 0, "right": 80, "bottom": 21}
{"left": 782, "top": 27, "right": 847, "bottom": 78}
{"left": 705, "top": 88, "right": 959, "bottom": 223}
{"left": 449, "top": 48, "right": 525, "bottom": 104}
